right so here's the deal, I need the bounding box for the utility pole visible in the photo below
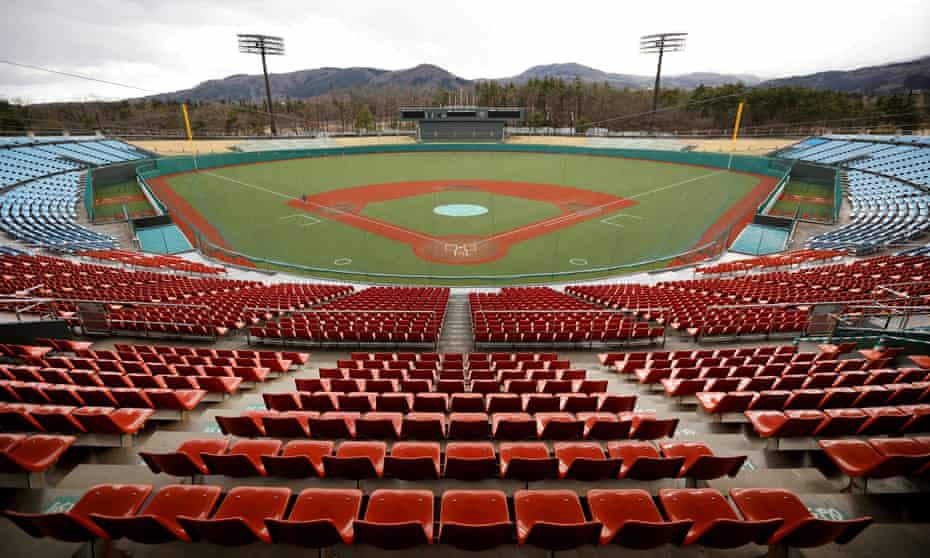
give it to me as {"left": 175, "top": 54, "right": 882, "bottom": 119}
{"left": 238, "top": 34, "right": 285, "bottom": 136}
{"left": 640, "top": 32, "right": 687, "bottom": 133}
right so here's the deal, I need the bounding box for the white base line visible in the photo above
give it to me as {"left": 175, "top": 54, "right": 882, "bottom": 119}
{"left": 478, "top": 169, "right": 728, "bottom": 246}
{"left": 202, "top": 168, "right": 727, "bottom": 247}
{"left": 200, "top": 171, "right": 434, "bottom": 241}
{"left": 628, "top": 169, "right": 729, "bottom": 200}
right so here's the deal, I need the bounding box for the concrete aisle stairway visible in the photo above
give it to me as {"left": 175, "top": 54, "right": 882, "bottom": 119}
{"left": 437, "top": 292, "right": 472, "bottom": 353}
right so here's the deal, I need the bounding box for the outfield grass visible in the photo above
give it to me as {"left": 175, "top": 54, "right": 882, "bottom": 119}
{"left": 163, "top": 152, "right": 765, "bottom": 283}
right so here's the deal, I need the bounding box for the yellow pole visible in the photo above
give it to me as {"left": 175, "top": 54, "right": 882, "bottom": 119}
{"left": 731, "top": 101, "right": 745, "bottom": 144}
{"left": 181, "top": 103, "right": 195, "bottom": 153}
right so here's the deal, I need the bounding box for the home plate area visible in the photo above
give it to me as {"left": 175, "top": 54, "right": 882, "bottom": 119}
{"left": 415, "top": 236, "right": 501, "bottom": 264}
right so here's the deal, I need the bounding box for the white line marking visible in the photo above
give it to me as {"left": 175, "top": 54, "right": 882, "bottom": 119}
{"left": 628, "top": 169, "right": 729, "bottom": 200}
{"left": 600, "top": 217, "right": 625, "bottom": 228}
{"left": 479, "top": 170, "right": 728, "bottom": 246}
{"left": 203, "top": 168, "right": 727, "bottom": 248}
{"left": 604, "top": 213, "right": 645, "bottom": 220}
{"left": 201, "top": 171, "right": 434, "bottom": 241}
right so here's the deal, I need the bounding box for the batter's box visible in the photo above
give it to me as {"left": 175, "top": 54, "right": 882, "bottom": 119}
{"left": 601, "top": 213, "right": 645, "bottom": 228}
{"left": 279, "top": 214, "right": 321, "bottom": 227}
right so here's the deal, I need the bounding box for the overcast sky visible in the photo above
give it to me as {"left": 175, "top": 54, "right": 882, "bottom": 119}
{"left": 2, "top": 0, "right": 929, "bottom": 103}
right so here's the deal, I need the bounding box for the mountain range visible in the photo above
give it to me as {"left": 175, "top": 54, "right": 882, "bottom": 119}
{"left": 148, "top": 56, "right": 930, "bottom": 103}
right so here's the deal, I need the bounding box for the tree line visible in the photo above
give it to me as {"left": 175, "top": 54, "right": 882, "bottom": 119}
{"left": 2, "top": 78, "right": 927, "bottom": 136}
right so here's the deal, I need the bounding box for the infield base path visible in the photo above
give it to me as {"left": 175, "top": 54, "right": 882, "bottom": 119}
{"left": 287, "top": 180, "right": 637, "bottom": 264}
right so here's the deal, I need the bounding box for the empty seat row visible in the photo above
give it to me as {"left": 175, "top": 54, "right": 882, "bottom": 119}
{"left": 8, "top": 360, "right": 273, "bottom": 383}
{"left": 819, "top": 437, "right": 930, "bottom": 489}
{"left": 317, "top": 366, "right": 587, "bottom": 381}
{"left": 112, "top": 343, "right": 309, "bottom": 365}
{"left": 0, "top": 403, "right": 152, "bottom": 436}
{"left": 0, "top": 381, "right": 206, "bottom": 411}
{"left": 349, "top": 351, "right": 559, "bottom": 364}
{"left": 267, "top": 390, "right": 635, "bottom": 414}
{"left": 629, "top": 359, "right": 891, "bottom": 385}
{"left": 141, "top": 438, "right": 743, "bottom": 482}
{"left": 696, "top": 382, "right": 930, "bottom": 415}
{"left": 43, "top": 355, "right": 292, "bottom": 376}
{"left": 215, "top": 410, "right": 677, "bottom": 441}
{"left": 4, "top": 485, "right": 871, "bottom": 551}
{"left": 2, "top": 367, "right": 242, "bottom": 395}
{"left": 599, "top": 345, "right": 797, "bottom": 366}
{"left": 746, "top": 405, "right": 930, "bottom": 441}
{"left": 295, "top": 377, "right": 608, "bottom": 395}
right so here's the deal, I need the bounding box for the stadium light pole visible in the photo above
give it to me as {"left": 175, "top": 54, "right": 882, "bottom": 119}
{"left": 640, "top": 32, "right": 687, "bottom": 132}
{"left": 238, "top": 33, "right": 285, "bottom": 136}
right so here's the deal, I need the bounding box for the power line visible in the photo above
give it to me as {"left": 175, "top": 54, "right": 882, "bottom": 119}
{"left": 0, "top": 59, "right": 160, "bottom": 94}
{"left": 0, "top": 58, "right": 312, "bottom": 128}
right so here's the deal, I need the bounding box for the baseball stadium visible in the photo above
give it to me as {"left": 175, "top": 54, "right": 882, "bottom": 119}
{"left": 1, "top": 4, "right": 930, "bottom": 558}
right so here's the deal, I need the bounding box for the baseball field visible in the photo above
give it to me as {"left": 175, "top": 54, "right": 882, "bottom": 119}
{"left": 146, "top": 150, "right": 779, "bottom": 283}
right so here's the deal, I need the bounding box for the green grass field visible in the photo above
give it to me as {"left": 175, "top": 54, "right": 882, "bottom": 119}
{"left": 770, "top": 179, "right": 835, "bottom": 222}
{"left": 362, "top": 191, "right": 563, "bottom": 237}
{"left": 163, "top": 152, "right": 766, "bottom": 283}
{"left": 93, "top": 179, "right": 155, "bottom": 221}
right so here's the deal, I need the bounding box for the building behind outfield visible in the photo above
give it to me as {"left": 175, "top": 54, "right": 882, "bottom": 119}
{"left": 401, "top": 106, "right": 524, "bottom": 142}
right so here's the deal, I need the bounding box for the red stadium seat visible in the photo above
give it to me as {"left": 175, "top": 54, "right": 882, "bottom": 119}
{"left": 91, "top": 485, "right": 222, "bottom": 543}
{"left": 401, "top": 412, "right": 446, "bottom": 440}
{"left": 819, "top": 438, "right": 930, "bottom": 485}
{"left": 260, "top": 440, "right": 333, "bottom": 478}
{"left": 439, "top": 490, "right": 512, "bottom": 550}
{"left": 658, "top": 488, "right": 781, "bottom": 548}
{"left": 607, "top": 441, "right": 684, "bottom": 480}
{"left": 266, "top": 488, "right": 362, "bottom": 547}
{"left": 659, "top": 441, "right": 746, "bottom": 481}
{"left": 201, "top": 439, "right": 282, "bottom": 477}
{"left": 0, "top": 434, "right": 75, "bottom": 474}
{"left": 447, "top": 412, "right": 491, "bottom": 439}
{"left": 554, "top": 442, "right": 621, "bottom": 480}
{"left": 730, "top": 488, "right": 871, "bottom": 548}
{"left": 499, "top": 442, "right": 557, "bottom": 481}
{"left": 140, "top": 438, "right": 229, "bottom": 478}
{"left": 579, "top": 412, "right": 632, "bottom": 440}
{"left": 443, "top": 442, "right": 497, "bottom": 480}
{"left": 384, "top": 441, "right": 440, "bottom": 480}
{"left": 177, "top": 486, "right": 290, "bottom": 545}
{"left": 261, "top": 411, "right": 316, "bottom": 438}
{"left": 5, "top": 484, "right": 151, "bottom": 542}
{"left": 587, "top": 489, "right": 691, "bottom": 548}
{"left": 535, "top": 412, "right": 584, "bottom": 439}
{"left": 356, "top": 412, "right": 403, "bottom": 439}
{"left": 354, "top": 489, "right": 434, "bottom": 549}
{"left": 514, "top": 489, "right": 601, "bottom": 550}
{"left": 492, "top": 412, "right": 536, "bottom": 440}
{"left": 322, "top": 441, "right": 386, "bottom": 479}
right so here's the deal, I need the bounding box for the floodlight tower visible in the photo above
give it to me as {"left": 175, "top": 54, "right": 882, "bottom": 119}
{"left": 640, "top": 32, "right": 688, "bottom": 131}
{"left": 237, "top": 33, "right": 285, "bottom": 136}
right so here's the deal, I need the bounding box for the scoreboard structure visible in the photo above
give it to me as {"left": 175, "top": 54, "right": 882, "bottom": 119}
{"left": 400, "top": 106, "right": 524, "bottom": 142}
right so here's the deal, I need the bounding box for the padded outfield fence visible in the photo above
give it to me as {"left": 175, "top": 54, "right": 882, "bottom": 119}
{"left": 135, "top": 144, "right": 793, "bottom": 284}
